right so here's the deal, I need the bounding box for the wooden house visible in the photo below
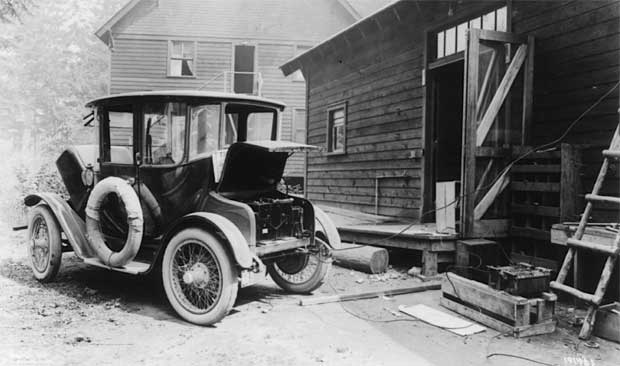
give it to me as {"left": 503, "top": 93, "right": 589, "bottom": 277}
{"left": 281, "top": 0, "right": 620, "bottom": 286}
{"left": 95, "top": 0, "right": 393, "bottom": 183}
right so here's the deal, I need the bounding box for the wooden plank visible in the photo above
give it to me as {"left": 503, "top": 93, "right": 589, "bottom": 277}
{"left": 436, "top": 181, "right": 456, "bottom": 233}
{"left": 476, "top": 44, "right": 528, "bottom": 147}
{"left": 440, "top": 297, "right": 514, "bottom": 334}
{"left": 511, "top": 203, "right": 560, "bottom": 217}
{"left": 300, "top": 283, "right": 441, "bottom": 306}
{"left": 443, "top": 273, "right": 526, "bottom": 322}
{"left": 474, "top": 172, "right": 510, "bottom": 220}
{"left": 510, "top": 182, "right": 560, "bottom": 192}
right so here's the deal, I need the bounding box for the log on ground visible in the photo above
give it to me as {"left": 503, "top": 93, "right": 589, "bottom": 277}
{"left": 333, "top": 243, "right": 389, "bottom": 274}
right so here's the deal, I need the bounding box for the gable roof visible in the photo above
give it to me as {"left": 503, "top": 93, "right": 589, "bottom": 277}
{"left": 339, "top": 0, "right": 397, "bottom": 18}
{"left": 96, "top": 0, "right": 371, "bottom": 45}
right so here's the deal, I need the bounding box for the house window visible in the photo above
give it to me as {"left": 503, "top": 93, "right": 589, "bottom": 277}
{"left": 326, "top": 103, "right": 346, "bottom": 154}
{"left": 435, "top": 6, "right": 507, "bottom": 59}
{"left": 293, "top": 108, "right": 306, "bottom": 144}
{"left": 169, "top": 41, "right": 196, "bottom": 77}
{"left": 290, "top": 45, "right": 312, "bottom": 82}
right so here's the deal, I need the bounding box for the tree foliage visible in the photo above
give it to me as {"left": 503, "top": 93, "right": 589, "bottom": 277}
{"left": 0, "top": 0, "right": 125, "bottom": 154}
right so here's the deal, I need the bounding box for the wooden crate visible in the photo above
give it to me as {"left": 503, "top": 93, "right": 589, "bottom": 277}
{"left": 441, "top": 272, "right": 557, "bottom": 337}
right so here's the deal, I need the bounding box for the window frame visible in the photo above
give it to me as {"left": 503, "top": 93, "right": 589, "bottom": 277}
{"left": 325, "top": 102, "right": 347, "bottom": 156}
{"left": 167, "top": 40, "right": 197, "bottom": 78}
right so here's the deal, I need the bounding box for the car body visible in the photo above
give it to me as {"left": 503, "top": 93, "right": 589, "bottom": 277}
{"left": 24, "top": 90, "right": 341, "bottom": 325}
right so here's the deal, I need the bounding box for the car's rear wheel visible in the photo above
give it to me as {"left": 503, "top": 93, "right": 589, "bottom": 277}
{"left": 162, "top": 229, "right": 238, "bottom": 325}
{"left": 28, "top": 206, "right": 62, "bottom": 282}
{"left": 267, "top": 238, "right": 331, "bottom": 293}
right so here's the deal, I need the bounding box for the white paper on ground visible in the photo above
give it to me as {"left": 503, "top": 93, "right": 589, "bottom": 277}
{"left": 398, "top": 304, "right": 486, "bottom": 336}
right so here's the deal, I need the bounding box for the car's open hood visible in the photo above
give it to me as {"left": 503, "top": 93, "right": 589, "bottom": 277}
{"left": 217, "top": 141, "right": 318, "bottom": 193}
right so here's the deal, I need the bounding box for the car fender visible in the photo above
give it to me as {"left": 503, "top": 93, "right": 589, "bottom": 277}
{"left": 165, "top": 212, "right": 254, "bottom": 269}
{"left": 313, "top": 205, "right": 342, "bottom": 249}
{"left": 24, "top": 193, "right": 93, "bottom": 259}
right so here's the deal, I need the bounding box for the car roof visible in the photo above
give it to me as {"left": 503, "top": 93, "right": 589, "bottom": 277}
{"left": 85, "top": 90, "right": 286, "bottom": 109}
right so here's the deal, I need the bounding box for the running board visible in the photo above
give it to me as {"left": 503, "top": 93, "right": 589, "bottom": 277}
{"left": 82, "top": 257, "right": 151, "bottom": 275}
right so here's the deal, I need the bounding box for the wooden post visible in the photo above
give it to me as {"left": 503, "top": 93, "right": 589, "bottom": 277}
{"left": 461, "top": 29, "right": 481, "bottom": 238}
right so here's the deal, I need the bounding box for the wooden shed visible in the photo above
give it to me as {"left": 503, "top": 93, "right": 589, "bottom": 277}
{"left": 281, "top": 1, "right": 619, "bottom": 283}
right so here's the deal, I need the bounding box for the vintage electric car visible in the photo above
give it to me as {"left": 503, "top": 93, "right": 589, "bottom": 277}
{"left": 25, "top": 90, "right": 341, "bottom": 325}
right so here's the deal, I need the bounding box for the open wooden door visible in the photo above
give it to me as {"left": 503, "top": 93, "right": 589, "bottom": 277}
{"left": 460, "top": 29, "right": 534, "bottom": 238}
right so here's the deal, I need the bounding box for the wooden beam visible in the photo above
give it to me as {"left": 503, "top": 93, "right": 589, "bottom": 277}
{"left": 474, "top": 171, "right": 510, "bottom": 220}
{"left": 476, "top": 44, "right": 528, "bottom": 147}
{"left": 476, "top": 50, "right": 497, "bottom": 118}
{"left": 461, "top": 29, "right": 481, "bottom": 238}
{"left": 300, "top": 283, "right": 441, "bottom": 306}
{"left": 521, "top": 36, "right": 535, "bottom": 145}
{"left": 478, "top": 29, "right": 527, "bottom": 44}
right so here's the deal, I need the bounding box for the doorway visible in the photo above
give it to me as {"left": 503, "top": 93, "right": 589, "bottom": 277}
{"left": 432, "top": 60, "right": 464, "bottom": 184}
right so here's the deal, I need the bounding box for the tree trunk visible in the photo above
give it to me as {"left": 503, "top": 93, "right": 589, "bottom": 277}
{"left": 333, "top": 244, "right": 389, "bottom": 274}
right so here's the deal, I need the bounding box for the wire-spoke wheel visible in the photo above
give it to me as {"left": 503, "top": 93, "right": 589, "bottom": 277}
{"left": 268, "top": 238, "right": 331, "bottom": 293}
{"left": 162, "top": 229, "right": 238, "bottom": 325}
{"left": 27, "top": 206, "right": 62, "bottom": 282}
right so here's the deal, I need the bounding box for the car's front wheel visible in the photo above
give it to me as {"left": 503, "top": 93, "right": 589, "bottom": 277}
{"left": 267, "top": 238, "right": 331, "bottom": 293}
{"left": 162, "top": 229, "right": 238, "bottom": 325}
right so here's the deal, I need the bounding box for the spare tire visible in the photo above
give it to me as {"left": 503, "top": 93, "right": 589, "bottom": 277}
{"left": 85, "top": 177, "right": 143, "bottom": 267}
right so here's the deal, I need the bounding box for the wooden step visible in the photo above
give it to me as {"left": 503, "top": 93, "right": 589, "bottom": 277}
{"left": 585, "top": 194, "right": 620, "bottom": 205}
{"left": 566, "top": 238, "right": 620, "bottom": 256}
{"left": 550, "top": 281, "right": 595, "bottom": 304}
{"left": 602, "top": 150, "right": 620, "bottom": 159}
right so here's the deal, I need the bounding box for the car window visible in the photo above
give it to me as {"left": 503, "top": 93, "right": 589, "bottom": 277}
{"left": 247, "top": 112, "right": 275, "bottom": 141}
{"left": 189, "top": 104, "right": 220, "bottom": 159}
{"left": 144, "top": 102, "right": 186, "bottom": 165}
{"left": 105, "top": 105, "right": 133, "bottom": 164}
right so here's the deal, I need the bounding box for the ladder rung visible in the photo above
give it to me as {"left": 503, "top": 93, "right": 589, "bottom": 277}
{"left": 586, "top": 194, "right": 620, "bottom": 205}
{"left": 603, "top": 150, "right": 620, "bottom": 159}
{"left": 550, "top": 281, "right": 596, "bottom": 304}
{"left": 566, "top": 238, "right": 620, "bottom": 256}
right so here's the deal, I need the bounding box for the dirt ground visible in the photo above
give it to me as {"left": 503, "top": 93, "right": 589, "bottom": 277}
{"left": 1, "top": 221, "right": 619, "bottom": 366}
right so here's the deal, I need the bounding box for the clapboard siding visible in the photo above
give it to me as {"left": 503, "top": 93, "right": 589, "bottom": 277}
{"left": 513, "top": 0, "right": 620, "bottom": 221}
{"left": 297, "top": 0, "right": 619, "bottom": 220}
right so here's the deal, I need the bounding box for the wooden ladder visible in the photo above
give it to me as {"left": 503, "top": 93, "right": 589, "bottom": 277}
{"left": 550, "top": 123, "right": 620, "bottom": 339}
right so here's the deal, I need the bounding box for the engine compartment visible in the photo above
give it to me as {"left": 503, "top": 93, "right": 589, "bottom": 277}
{"left": 244, "top": 194, "right": 312, "bottom": 242}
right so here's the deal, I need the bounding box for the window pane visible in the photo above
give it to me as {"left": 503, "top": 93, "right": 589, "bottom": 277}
{"left": 437, "top": 31, "right": 445, "bottom": 58}
{"left": 445, "top": 27, "right": 456, "bottom": 56}
{"left": 182, "top": 42, "right": 194, "bottom": 59}
{"left": 469, "top": 17, "right": 482, "bottom": 30}
{"left": 483, "top": 11, "right": 496, "bottom": 30}
{"left": 171, "top": 41, "right": 182, "bottom": 58}
{"left": 456, "top": 22, "right": 467, "bottom": 52}
{"left": 496, "top": 6, "right": 507, "bottom": 32}
{"left": 181, "top": 59, "right": 194, "bottom": 76}
{"left": 144, "top": 102, "right": 186, "bottom": 165}
{"left": 247, "top": 112, "right": 274, "bottom": 141}
{"left": 170, "top": 59, "right": 182, "bottom": 76}
{"left": 294, "top": 109, "right": 306, "bottom": 143}
{"left": 190, "top": 104, "right": 220, "bottom": 159}
{"left": 328, "top": 107, "right": 346, "bottom": 153}
{"left": 108, "top": 108, "right": 133, "bottom": 164}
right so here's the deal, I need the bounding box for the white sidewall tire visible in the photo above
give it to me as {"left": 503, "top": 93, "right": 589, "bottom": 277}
{"left": 162, "top": 229, "right": 238, "bottom": 325}
{"left": 28, "top": 205, "right": 62, "bottom": 282}
{"left": 267, "top": 238, "right": 331, "bottom": 294}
